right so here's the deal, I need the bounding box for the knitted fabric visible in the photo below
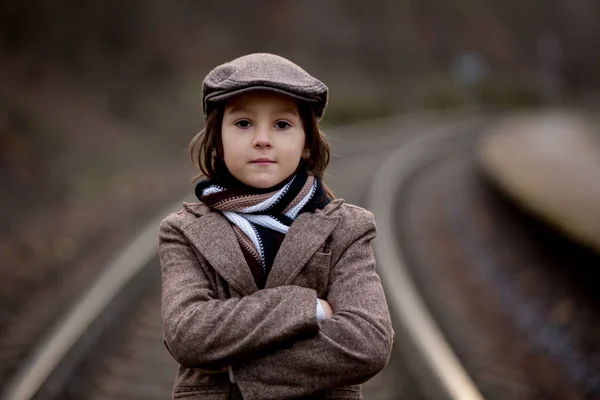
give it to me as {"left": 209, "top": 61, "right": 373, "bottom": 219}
{"left": 196, "top": 170, "right": 330, "bottom": 288}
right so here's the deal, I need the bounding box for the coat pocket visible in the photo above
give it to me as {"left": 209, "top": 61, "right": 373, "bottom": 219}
{"left": 293, "top": 250, "right": 331, "bottom": 298}
{"left": 322, "top": 385, "right": 363, "bottom": 399}
{"left": 173, "top": 385, "right": 229, "bottom": 399}
{"left": 303, "top": 385, "right": 363, "bottom": 399}
{"left": 173, "top": 370, "right": 231, "bottom": 399}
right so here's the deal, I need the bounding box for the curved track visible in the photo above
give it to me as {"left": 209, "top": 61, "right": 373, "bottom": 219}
{"left": 8, "top": 111, "right": 597, "bottom": 400}
{"left": 389, "top": 134, "right": 600, "bottom": 399}
{"left": 6, "top": 113, "right": 471, "bottom": 400}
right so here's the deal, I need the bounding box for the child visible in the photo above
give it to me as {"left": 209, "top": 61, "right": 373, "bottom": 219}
{"left": 159, "top": 53, "right": 394, "bottom": 400}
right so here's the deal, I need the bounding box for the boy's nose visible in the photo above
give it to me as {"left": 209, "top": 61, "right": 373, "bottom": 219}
{"left": 252, "top": 128, "right": 272, "bottom": 148}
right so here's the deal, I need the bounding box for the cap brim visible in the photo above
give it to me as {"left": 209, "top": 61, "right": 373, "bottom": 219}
{"left": 206, "top": 85, "right": 320, "bottom": 105}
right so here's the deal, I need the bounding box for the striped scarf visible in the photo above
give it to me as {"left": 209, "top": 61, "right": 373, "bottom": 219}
{"left": 195, "top": 170, "right": 330, "bottom": 289}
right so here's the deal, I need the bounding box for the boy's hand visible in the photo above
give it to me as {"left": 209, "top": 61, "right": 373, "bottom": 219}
{"left": 317, "top": 299, "right": 333, "bottom": 319}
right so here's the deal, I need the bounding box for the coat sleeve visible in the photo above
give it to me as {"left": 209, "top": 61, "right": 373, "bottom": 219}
{"left": 234, "top": 209, "right": 395, "bottom": 400}
{"left": 159, "top": 216, "right": 320, "bottom": 369}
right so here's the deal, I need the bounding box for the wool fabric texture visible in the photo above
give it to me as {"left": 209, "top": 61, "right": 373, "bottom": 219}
{"left": 195, "top": 170, "right": 330, "bottom": 288}
{"left": 202, "top": 53, "right": 329, "bottom": 120}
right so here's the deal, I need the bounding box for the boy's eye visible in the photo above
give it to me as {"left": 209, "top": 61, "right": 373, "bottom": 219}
{"left": 235, "top": 120, "right": 252, "bottom": 128}
{"left": 275, "top": 121, "right": 291, "bottom": 129}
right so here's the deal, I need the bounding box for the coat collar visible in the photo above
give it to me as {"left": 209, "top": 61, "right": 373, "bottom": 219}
{"left": 183, "top": 211, "right": 258, "bottom": 296}
{"left": 181, "top": 199, "right": 344, "bottom": 296}
{"left": 264, "top": 208, "right": 340, "bottom": 289}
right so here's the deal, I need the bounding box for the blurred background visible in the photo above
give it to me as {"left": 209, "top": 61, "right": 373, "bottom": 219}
{"left": 2, "top": 0, "right": 599, "bottom": 292}
{"left": 1, "top": 1, "right": 600, "bottom": 399}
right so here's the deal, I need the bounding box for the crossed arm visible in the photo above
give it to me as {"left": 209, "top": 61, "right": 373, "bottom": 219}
{"left": 160, "top": 218, "right": 321, "bottom": 368}
{"left": 159, "top": 210, "right": 394, "bottom": 397}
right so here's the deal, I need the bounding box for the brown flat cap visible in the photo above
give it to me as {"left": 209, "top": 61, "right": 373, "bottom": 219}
{"left": 202, "top": 53, "right": 328, "bottom": 119}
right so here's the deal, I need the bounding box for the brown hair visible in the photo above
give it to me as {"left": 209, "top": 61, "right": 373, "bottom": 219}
{"left": 189, "top": 101, "right": 335, "bottom": 199}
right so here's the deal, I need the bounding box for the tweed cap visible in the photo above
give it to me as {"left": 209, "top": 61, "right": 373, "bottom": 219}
{"left": 202, "top": 53, "right": 328, "bottom": 119}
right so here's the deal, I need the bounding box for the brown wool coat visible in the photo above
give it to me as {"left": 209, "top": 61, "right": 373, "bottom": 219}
{"left": 159, "top": 198, "right": 394, "bottom": 400}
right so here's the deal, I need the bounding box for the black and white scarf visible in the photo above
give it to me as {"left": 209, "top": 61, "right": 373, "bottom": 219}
{"left": 195, "top": 170, "right": 330, "bottom": 288}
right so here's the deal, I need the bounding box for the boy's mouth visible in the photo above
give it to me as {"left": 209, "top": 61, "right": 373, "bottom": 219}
{"left": 250, "top": 157, "right": 275, "bottom": 164}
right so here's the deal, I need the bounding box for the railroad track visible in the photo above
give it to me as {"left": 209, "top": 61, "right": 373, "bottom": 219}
{"left": 0, "top": 175, "right": 187, "bottom": 394}
{"left": 9, "top": 111, "right": 596, "bottom": 400}
{"left": 54, "top": 271, "right": 177, "bottom": 400}
{"left": 5, "top": 113, "right": 466, "bottom": 400}
{"left": 371, "top": 124, "right": 600, "bottom": 400}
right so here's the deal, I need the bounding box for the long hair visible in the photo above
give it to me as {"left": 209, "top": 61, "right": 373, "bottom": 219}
{"left": 189, "top": 101, "right": 335, "bottom": 199}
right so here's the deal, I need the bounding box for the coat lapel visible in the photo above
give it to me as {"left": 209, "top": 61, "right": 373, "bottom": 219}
{"left": 183, "top": 212, "right": 259, "bottom": 296}
{"left": 265, "top": 210, "right": 340, "bottom": 289}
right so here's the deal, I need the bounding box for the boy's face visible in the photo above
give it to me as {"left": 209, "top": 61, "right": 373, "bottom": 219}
{"left": 221, "top": 91, "right": 306, "bottom": 189}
